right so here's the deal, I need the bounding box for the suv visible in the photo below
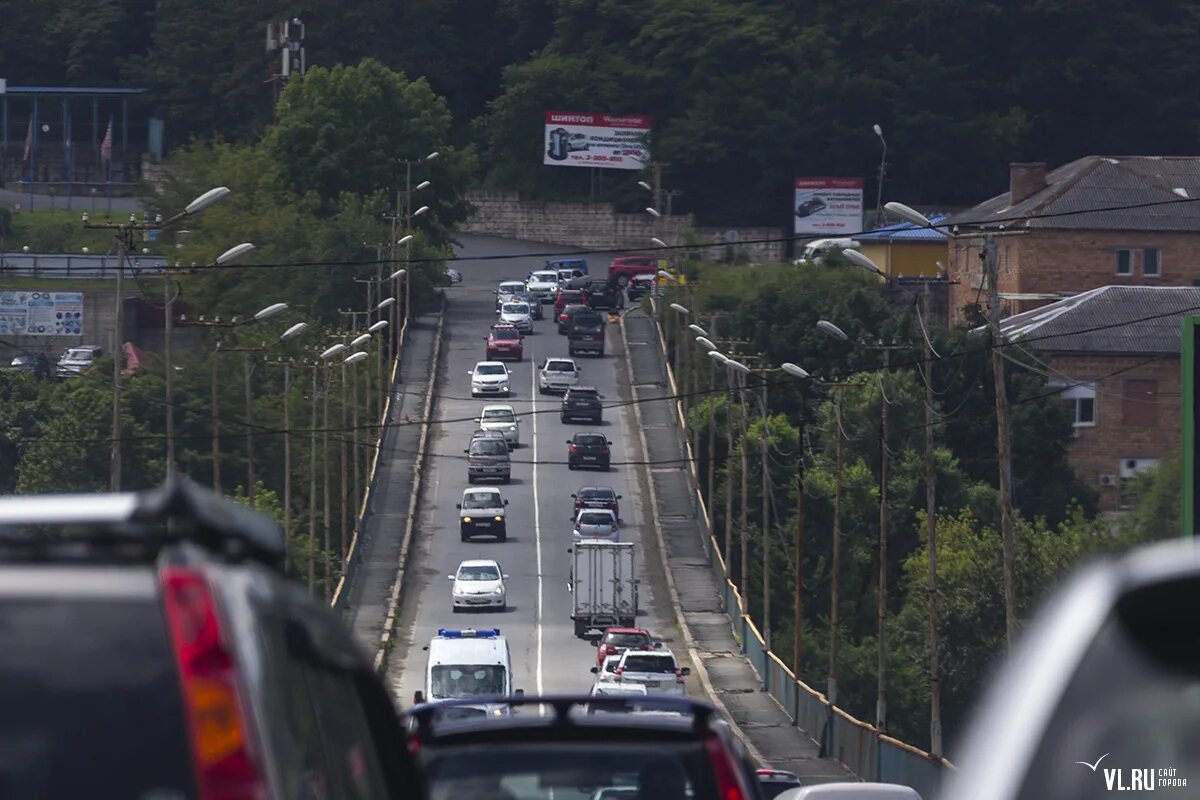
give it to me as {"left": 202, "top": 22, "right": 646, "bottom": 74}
{"left": 568, "top": 309, "right": 607, "bottom": 356}
{"left": 582, "top": 279, "right": 624, "bottom": 311}
{"left": 0, "top": 477, "right": 420, "bottom": 799}
{"left": 626, "top": 273, "right": 656, "bottom": 301}
{"left": 567, "top": 432, "right": 612, "bottom": 471}
{"left": 457, "top": 487, "right": 509, "bottom": 542}
{"left": 558, "top": 303, "right": 589, "bottom": 335}
{"left": 595, "top": 627, "right": 652, "bottom": 667}
{"left": 485, "top": 325, "right": 523, "bottom": 361}
{"left": 538, "top": 357, "right": 580, "bottom": 394}
{"left": 405, "top": 695, "right": 759, "bottom": 800}
{"left": 525, "top": 269, "right": 561, "bottom": 303}
{"left": 613, "top": 649, "right": 689, "bottom": 696}
{"left": 607, "top": 255, "right": 658, "bottom": 287}
{"left": 573, "top": 486, "right": 621, "bottom": 519}
{"left": 56, "top": 344, "right": 102, "bottom": 378}
{"left": 561, "top": 386, "right": 603, "bottom": 423}
{"left": 554, "top": 288, "right": 588, "bottom": 316}
{"left": 465, "top": 434, "right": 512, "bottom": 484}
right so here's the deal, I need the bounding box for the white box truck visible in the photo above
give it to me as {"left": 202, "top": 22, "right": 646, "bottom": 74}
{"left": 569, "top": 540, "right": 639, "bottom": 639}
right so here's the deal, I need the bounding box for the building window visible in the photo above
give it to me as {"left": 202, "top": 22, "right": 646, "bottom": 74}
{"left": 1122, "top": 379, "right": 1159, "bottom": 427}
{"left": 1115, "top": 248, "right": 1132, "bottom": 276}
{"left": 1059, "top": 383, "right": 1096, "bottom": 427}
{"left": 1143, "top": 247, "right": 1161, "bottom": 277}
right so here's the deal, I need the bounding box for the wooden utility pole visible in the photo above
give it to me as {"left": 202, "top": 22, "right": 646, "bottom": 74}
{"left": 876, "top": 347, "right": 890, "bottom": 733}
{"left": 793, "top": 470, "right": 805, "bottom": 679}
{"left": 283, "top": 362, "right": 293, "bottom": 572}
{"left": 110, "top": 231, "right": 129, "bottom": 490}
{"left": 211, "top": 351, "right": 221, "bottom": 492}
{"left": 923, "top": 286, "right": 943, "bottom": 754}
{"left": 707, "top": 317, "right": 718, "bottom": 535}
{"left": 760, "top": 374, "right": 771, "bottom": 651}
{"left": 322, "top": 364, "right": 333, "bottom": 600}
{"left": 244, "top": 353, "right": 256, "bottom": 507}
{"left": 738, "top": 369, "right": 750, "bottom": 600}
{"left": 308, "top": 365, "right": 318, "bottom": 592}
{"left": 340, "top": 362, "right": 349, "bottom": 558}
{"left": 828, "top": 385, "right": 844, "bottom": 706}
{"left": 723, "top": 356, "right": 736, "bottom": 574}
{"left": 983, "top": 235, "right": 1018, "bottom": 648}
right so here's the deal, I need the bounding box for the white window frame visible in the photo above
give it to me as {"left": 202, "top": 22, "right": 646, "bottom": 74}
{"left": 1114, "top": 248, "right": 1133, "bottom": 276}
{"left": 1142, "top": 247, "right": 1162, "bottom": 277}
{"left": 1055, "top": 382, "right": 1096, "bottom": 428}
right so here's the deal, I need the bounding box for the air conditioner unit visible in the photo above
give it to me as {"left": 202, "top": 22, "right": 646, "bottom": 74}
{"left": 1119, "top": 458, "right": 1158, "bottom": 479}
{"left": 1098, "top": 474, "right": 1117, "bottom": 487}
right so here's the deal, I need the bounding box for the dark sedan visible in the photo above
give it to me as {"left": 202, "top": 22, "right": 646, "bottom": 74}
{"left": 573, "top": 486, "right": 621, "bottom": 520}
{"left": 567, "top": 432, "right": 612, "bottom": 471}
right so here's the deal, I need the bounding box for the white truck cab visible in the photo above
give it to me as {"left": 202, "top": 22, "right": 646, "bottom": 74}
{"left": 413, "top": 628, "right": 520, "bottom": 716}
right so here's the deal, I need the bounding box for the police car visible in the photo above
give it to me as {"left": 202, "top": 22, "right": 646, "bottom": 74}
{"left": 413, "top": 628, "right": 520, "bottom": 717}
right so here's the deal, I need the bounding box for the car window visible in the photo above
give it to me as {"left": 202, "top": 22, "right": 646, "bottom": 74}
{"left": 430, "top": 665, "right": 506, "bottom": 698}
{"left": 581, "top": 488, "right": 614, "bottom": 499}
{"left": 471, "top": 440, "right": 508, "bottom": 456}
{"left": 569, "top": 388, "right": 599, "bottom": 398}
{"left": 499, "top": 283, "right": 525, "bottom": 292}
{"left": 462, "top": 492, "right": 500, "bottom": 509}
{"left": 576, "top": 434, "right": 605, "bottom": 446}
{"left": 302, "top": 654, "right": 392, "bottom": 799}
{"left": 532, "top": 271, "right": 558, "bottom": 282}
{"left": 546, "top": 361, "right": 575, "bottom": 372}
{"left": 604, "top": 632, "right": 649, "bottom": 648}
{"left": 457, "top": 565, "right": 501, "bottom": 581}
{"left": 492, "top": 329, "right": 519, "bottom": 341}
{"left": 482, "top": 409, "right": 515, "bottom": 421}
{"left": 501, "top": 304, "right": 528, "bottom": 314}
{"left": 603, "top": 658, "right": 621, "bottom": 673}
{"left": 621, "top": 654, "right": 676, "bottom": 673}
{"left": 476, "top": 364, "right": 506, "bottom": 376}
{"left": 66, "top": 348, "right": 94, "bottom": 359}
{"left": 0, "top": 594, "right": 196, "bottom": 797}
{"left": 580, "top": 512, "right": 613, "bottom": 526}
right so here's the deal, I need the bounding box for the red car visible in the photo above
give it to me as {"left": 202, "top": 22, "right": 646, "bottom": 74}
{"left": 485, "top": 324, "right": 524, "bottom": 361}
{"left": 607, "top": 254, "right": 658, "bottom": 287}
{"left": 553, "top": 288, "right": 588, "bottom": 316}
{"left": 595, "top": 626, "right": 653, "bottom": 667}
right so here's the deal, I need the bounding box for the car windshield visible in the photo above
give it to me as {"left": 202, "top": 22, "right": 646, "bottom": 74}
{"left": 462, "top": 493, "right": 501, "bottom": 509}
{"left": 482, "top": 408, "right": 515, "bottom": 422}
{"left": 573, "top": 316, "right": 604, "bottom": 333}
{"left": 579, "top": 512, "right": 613, "bottom": 526}
{"left": 561, "top": 291, "right": 583, "bottom": 301}
{"left": 457, "top": 565, "right": 501, "bottom": 581}
{"left": 604, "top": 632, "right": 649, "bottom": 648}
{"left": 429, "top": 665, "right": 506, "bottom": 698}
{"left": 477, "top": 364, "right": 507, "bottom": 376}
{"left": 622, "top": 655, "right": 676, "bottom": 674}
{"left": 531, "top": 271, "right": 558, "bottom": 282}
{"left": 546, "top": 361, "right": 575, "bottom": 373}
{"left": 569, "top": 389, "right": 599, "bottom": 398}
{"left": 502, "top": 304, "right": 528, "bottom": 314}
{"left": 65, "top": 349, "right": 94, "bottom": 360}
{"left": 576, "top": 435, "right": 606, "bottom": 446}
{"left": 499, "top": 283, "right": 525, "bottom": 293}
{"left": 471, "top": 440, "right": 508, "bottom": 456}
{"left": 492, "top": 329, "right": 520, "bottom": 341}
{"left": 581, "top": 488, "right": 614, "bottom": 500}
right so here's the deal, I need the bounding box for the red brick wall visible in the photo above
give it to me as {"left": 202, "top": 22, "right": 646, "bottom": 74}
{"left": 1045, "top": 353, "right": 1180, "bottom": 512}
{"left": 946, "top": 229, "right": 1200, "bottom": 323}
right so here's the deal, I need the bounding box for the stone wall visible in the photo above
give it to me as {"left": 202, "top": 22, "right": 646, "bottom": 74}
{"left": 461, "top": 189, "right": 786, "bottom": 262}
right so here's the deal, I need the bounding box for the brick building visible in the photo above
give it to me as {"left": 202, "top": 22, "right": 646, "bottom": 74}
{"left": 945, "top": 157, "right": 1200, "bottom": 324}
{"left": 999, "top": 285, "right": 1198, "bottom": 511}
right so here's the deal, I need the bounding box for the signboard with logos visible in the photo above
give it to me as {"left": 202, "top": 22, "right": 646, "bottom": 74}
{"left": 0, "top": 291, "right": 84, "bottom": 336}
{"left": 793, "top": 177, "right": 864, "bottom": 236}
{"left": 544, "top": 111, "right": 651, "bottom": 170}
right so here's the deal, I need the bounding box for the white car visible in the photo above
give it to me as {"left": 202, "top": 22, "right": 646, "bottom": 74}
{"left": 449, "top": 559, "right": 508, "bottom": 612}
{"left": 444, "top": 267, "right": 463, "bottom": 284}
{"left": 495, "top": 280, "right": 527, "bottom": 311}
{"left": 573, "top": 508, "right": 618, "bottom": 541}
{"left": 457, "top": 487, "right": 508, "bottom": 542}
{"left": 469, "top": 361, "right": 511, "bottom": 397}
{"left": 612, "top": 649, "right": 689, "bottom": 696}
{"left": 498, "top": 301, "right": 534, "bottom": 333}
{"left": 590, "top": 654, "right": 623, "bottom": 685}
{"left": 556, "top": 268, "right": 584, "bottom": 286}
{"left": 525, "top": 269, "right": 561, "bottom": 302}
{"left": 477, "top": 404, "right": 520, "bottom": 448}
{"left": 538, "top": 357, "right": 580, "bottom": 394}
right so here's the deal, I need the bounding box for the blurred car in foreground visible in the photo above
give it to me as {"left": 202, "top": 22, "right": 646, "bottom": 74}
{"left": 781, "top": 785, "right": 920, "bottom": 800}
{"left": 756, "top": 769, "right": 802, "bottom": 799}
{"left": 938, "top": 536, "right": 1200, "bottom": 800}
{"left": 406, "top": 695, "right": 759, "bottom": 800}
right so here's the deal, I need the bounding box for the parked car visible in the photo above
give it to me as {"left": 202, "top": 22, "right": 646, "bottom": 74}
{"left": 558, "top": 303, "right": 589, "bottom": 335}
{"left": 554, "top": 288, "right": 588, "bottom": 316}
{"left": 595, "top": 627, "right": 652, "bottom": 667}
{"left": 573, "top": 486, "right": 621, "bottom": 520}
{"left": 0, "top": 476, "right": 421, "bottom": 799}
{"left": 567, "top": 432, "right": 612, "bottom": 471}
{"left": 56, "top": 344, "right": 102, "bottom": 379}
{"left": 485, "top": 324, "right": 524, "bottom": 361}
{"left": 456, "top": 487, "right": 509, "bottom": 542}
{"left": 404, "top": 696, "right": 759, "bottom": 800}
{"left": 468, "top": 361, "right": 512, "bottom": 397}
{"left": 449, "top": 559, "right": 508, "bottom": 612}
{"left": 626, "top": 273, "right": 656, "bottom": 301}
{"left": 498, "top": 301, "right": 534, "bottom": 333}
{"left": 561, "top": 386, "right": 604, "bottom": 423}
{"left": 477, "top": 404, "right": 521, "bottom": 449}
{"left": 573, "top": 508, "right": 618, "bottom": 541}
{"left": 607, "top": 255, "right": 658, "bottom": 287}
{"left": 7, "top": 353, "right": 51, "bottom": 379}
{"left": 538, "top": 357, "right": 581, "bottom": 394}
{"left": 613, "top": 649, "right": 689, "bottom": 696}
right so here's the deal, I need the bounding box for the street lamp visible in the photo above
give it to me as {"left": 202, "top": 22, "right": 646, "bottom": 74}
{"left": 872, "top": 124, "right": 887, "bottom": 225}
{"left": 396, "top": 235, "right": 413, "bottom": 247}
{"left": 638, "top": 180, "right": 652, "bottom": 192}
{"left": 650, "top": 237, "right": 668, "bottom": 248}
{"left": 413, "top": 205, "right": 430, "bottom": 218}
{"left": 350, "top": 333, "right": 371, "bottom": 349}
{"left": 216, "top": 242, "right": 255, "bottom": 264}
{"left": 780, "top": 362, "right": 810, "bottom": 380}
{"left": 706, "top": 350, "right": 728, "bottom": 365}
{"left": 816, "top": 320, "right": 849, "bottom": 341}
{"left": 414, "top": 180, "right": 431, "bottom": 192}
{"left": 376, "top": 297, "right": 396, "bottom": 311}
{"left": 842, "top": 249, "right": 887, "bottom": 279}
{"left": 695, "top": 337, "right": 716, "bottom": 352}
{"left": 688, "top": 323, "right": 708, "bottom": 337}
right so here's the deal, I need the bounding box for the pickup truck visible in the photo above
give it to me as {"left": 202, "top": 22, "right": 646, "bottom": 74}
{"left": 569, "top": 540, "right": 638, "bottom": 639}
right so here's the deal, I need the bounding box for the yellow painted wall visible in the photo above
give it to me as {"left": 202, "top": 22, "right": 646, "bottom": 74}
{"left": 859, "top": 241, "right": 947, "bottom": 278}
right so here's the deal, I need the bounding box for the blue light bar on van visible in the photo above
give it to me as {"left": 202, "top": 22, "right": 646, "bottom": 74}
{"left": 436, "top": 628, "right": 501, "bottom": 639}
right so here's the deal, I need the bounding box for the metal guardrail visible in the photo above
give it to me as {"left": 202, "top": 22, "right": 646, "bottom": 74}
{"left": 0, "top": 253, "right": 167, "bottom": 278}
{"left": 651, "top": 296, "right": 952, "bottom": 797}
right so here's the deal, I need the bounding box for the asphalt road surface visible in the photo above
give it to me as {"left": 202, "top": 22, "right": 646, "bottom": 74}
{"left": 388, "top": 234, "right": 677, "bottom": 704}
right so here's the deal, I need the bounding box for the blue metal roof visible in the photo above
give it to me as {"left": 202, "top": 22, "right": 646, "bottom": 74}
{"left": 857, "top": 214, "right": 949, "bottom": 242}
{"left": 5, "top": 86, "right": 147, "bottom": 95}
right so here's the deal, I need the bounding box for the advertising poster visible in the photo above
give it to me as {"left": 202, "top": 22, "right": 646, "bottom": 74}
{"left": 544, "top": 111, "right": 651, "bottom": 170}
{"left": 0, "top": 291, "right": 84, "bottom": 336}
{"left": 793, "top": 177, "right": 864, "bottom": 235}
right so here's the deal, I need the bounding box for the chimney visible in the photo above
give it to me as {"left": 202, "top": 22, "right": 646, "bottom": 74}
{"left": 1009, "top": 162, "right": 1048, "bottom": 204}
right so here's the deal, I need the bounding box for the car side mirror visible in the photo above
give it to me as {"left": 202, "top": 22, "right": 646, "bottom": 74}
{"left": 504, "top": 499, "right": 510, "bottom": 505}
{"left": 413, "top": 690, "right": 426, "bottom": 704}
{"left": 463, "top": 449, "right": 469, "bottom": 454}
{"left": 503, "top": 574, "right": 510, "bottom": 579}
{"left": 607, "top": 440, "right": 613, "bottom": 445}
{"left": 617, "top": 495, "right": 623, "bottom": 500}
{"left": 447, "top": 575, "right": 456, "bottom": 580}
{"left": 680, "top": 667, "right": 691, "bottom": 677}
{"left": 590, "top": 667, "right": 599, "bottom": 674}
{"left": 571, "top": 494, "right": 577, "bottom": 499}
{"left": 566, "top": 440, "right": 572, "bottom": 444}
{"left": 455, "top": 503, "right": 462, "bottom": 509}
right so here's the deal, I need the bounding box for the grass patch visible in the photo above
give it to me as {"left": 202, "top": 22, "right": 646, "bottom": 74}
{"left": 0, "top": 207, "right": 168, "bottom": 255}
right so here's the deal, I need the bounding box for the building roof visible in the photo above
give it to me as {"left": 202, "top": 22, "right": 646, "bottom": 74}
{"left": 948, "top": 156, "right": 1200, "bottom": 232}
{"left": 999, "top": 285, "right": 1200, "bottom": 354}
{"left": 857, "top": 214, "right": 950, "bottom": 242}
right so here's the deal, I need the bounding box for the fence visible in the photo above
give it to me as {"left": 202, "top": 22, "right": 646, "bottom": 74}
{"left": 0, "top": 252, "right": 166, "bottom": 278}
{"left": 650, "top": 296, "right": 953, "bottom": 797}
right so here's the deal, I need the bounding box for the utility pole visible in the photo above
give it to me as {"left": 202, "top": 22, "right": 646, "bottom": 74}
{"left": 110, "top": 229, "right": 129, "bottom": 490}
{"left": 877, "top": 347, "right": 891, "bottom": 733}
{"left": 923, "top": 285, "right": 943, "bottom": 754}
{"left": 983, "top": 235, "right": 1018, "bottom": 648}
{"left": 211, "top": 349, "right": 221, "bottom": 492}
{"left": 283, "top": 361, "right": 293, "bottom": 573}
{"left": 244, "top": 352, "right": 256, "bottom": 507}
{"left": 164, "top": 266, "right": 177, "bottom": 473}
{"left": 308, "top": 364, "right": 318, "bottom": 593}
{"left": 322, "top": 363, "right": 333, "bottom": 600}
{"left": 760, "top": 373, "right": 771, "bottom": 652}
{"left": 793, "top": 469, "right": 805, "bottom": 680}
{"left": 828, "top": 384, "right": 844, "bottom": 707}
{"left": 266, "top": 18, "right": 306, "bottom": 116}
{"left": 340, "top": 362, "right": 349, "bottom": 559}
{"left": 707, "top": 317, "right": 718, "bottom": 533}
{"left": 724, "top": 352, "right": 736, "bottom": 575}
{"left": 738, "top": 369, "right": 750, "bottom": 600}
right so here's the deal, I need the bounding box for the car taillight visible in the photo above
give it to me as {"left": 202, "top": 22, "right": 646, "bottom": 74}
{"left": 570, "top": 444, "right": 578, "bottom": 453}
{"left": 705, "top": 733, "right": 748, "bottom": 800}
{"left": 675, "top": 667, "right": 685, "bottom": 683}
{"left": 160, "top": 567, "right": 265, "bottom": 800}
{"left": 602, "top": 446, "right": 610, "bottom": 454}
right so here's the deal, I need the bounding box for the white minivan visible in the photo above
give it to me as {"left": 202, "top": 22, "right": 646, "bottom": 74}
{"left": 414, "top": 628, "right": 520, "bottom": 716}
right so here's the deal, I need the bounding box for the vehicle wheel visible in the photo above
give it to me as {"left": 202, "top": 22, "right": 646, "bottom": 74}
{"left": 568, "top": 463, "right": 576, "bottom": 471}
{"left": 502, "top": 475, "right": 511, "bottom": 484}
{"left": 560, "top": 415, "right": 568, "bottom": 423}
{"left": 498, "top": 532, "right": 507, "bottom": 543}
{"left": 615, "top": 274, "right": 630, "bottom": 288}
{"left": 461, "top": 534, "right": 469, "bottom": 542}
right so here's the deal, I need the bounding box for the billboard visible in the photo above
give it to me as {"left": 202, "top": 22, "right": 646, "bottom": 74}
{"left": 793, "top": 177, "right": 864, "bottom": 236}
{"left": 0, "top": 291, "right": 84, "bottom": 336}
{"left": 544, "top": 111, "right": 651, "bottom": 170}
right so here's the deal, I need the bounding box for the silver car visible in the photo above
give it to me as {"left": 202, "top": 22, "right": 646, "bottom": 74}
{"left": 498, "top": 302, "right": 534, "bottom": 333}
{"left": 478, "top": 404, "right": 521, "bottom": 449}
{"left": 538, "top": 357, "right": 580, "bottom": 394}
{"left": 573, "top": 508, "right": 617, "bottom": 541}
{"left": 56, "top": 345, "right": 102, "bottom": 379}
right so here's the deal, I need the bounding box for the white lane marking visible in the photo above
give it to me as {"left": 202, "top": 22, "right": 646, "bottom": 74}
{"left": 531, "top": 359, "right": 545, "bottom": 696}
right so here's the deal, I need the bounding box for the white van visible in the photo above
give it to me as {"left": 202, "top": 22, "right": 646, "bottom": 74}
{"left": 413, "top": 628, "right": 519, "bottom": 716}
{"left": 797, "top": 238, "right": 861, "bottom": 264}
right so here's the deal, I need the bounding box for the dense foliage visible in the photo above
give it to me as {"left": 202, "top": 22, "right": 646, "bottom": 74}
{"left": 5, "top": 0, "right": 1200, "bottom": 224}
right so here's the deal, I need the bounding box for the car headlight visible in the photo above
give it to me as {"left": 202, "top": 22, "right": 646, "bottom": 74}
{"left": 491, "top": 707, "right": 504, "bottom": 718}
{"left": 494, "top": 515, "right": 503, "bottom": 522}
{"left": 494, "top": 586, "right": 505, "bottom": 595}
{"left": 453, "top": 587, "right": 466, "bottom": 595}
{"left": 508, "top": 425, "right": 517, "bottom": 431}
{"left": 462, "top": 516, "right": 472, "bottom": 523}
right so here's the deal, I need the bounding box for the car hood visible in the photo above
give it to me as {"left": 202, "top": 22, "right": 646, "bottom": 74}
{"left": 499, "top": 312, "right": 530, "bottom": 321}
{"left": 473, "top": 374, "right": 508, "bottom": 382}
{"left": 461, "top": 506, "right": 504, "bottom": 517}
{"left": 542, "top": 371, "right": 578, "bottom": 381}
{"left": 480, "top": 420, "right": 517, "bottom": 429}
{"left": 454, "top": 578, "right": 504, "bottom": 594}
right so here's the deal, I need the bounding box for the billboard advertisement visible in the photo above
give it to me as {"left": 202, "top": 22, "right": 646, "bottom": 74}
{"left": 544, "top": 111, "right": 651, "bottom": 170}
{"left": 0, "top": 291, "right": 84, "bottom": 336}
{"left": 793, "top": 177, "right": 864, "bottom": 236}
